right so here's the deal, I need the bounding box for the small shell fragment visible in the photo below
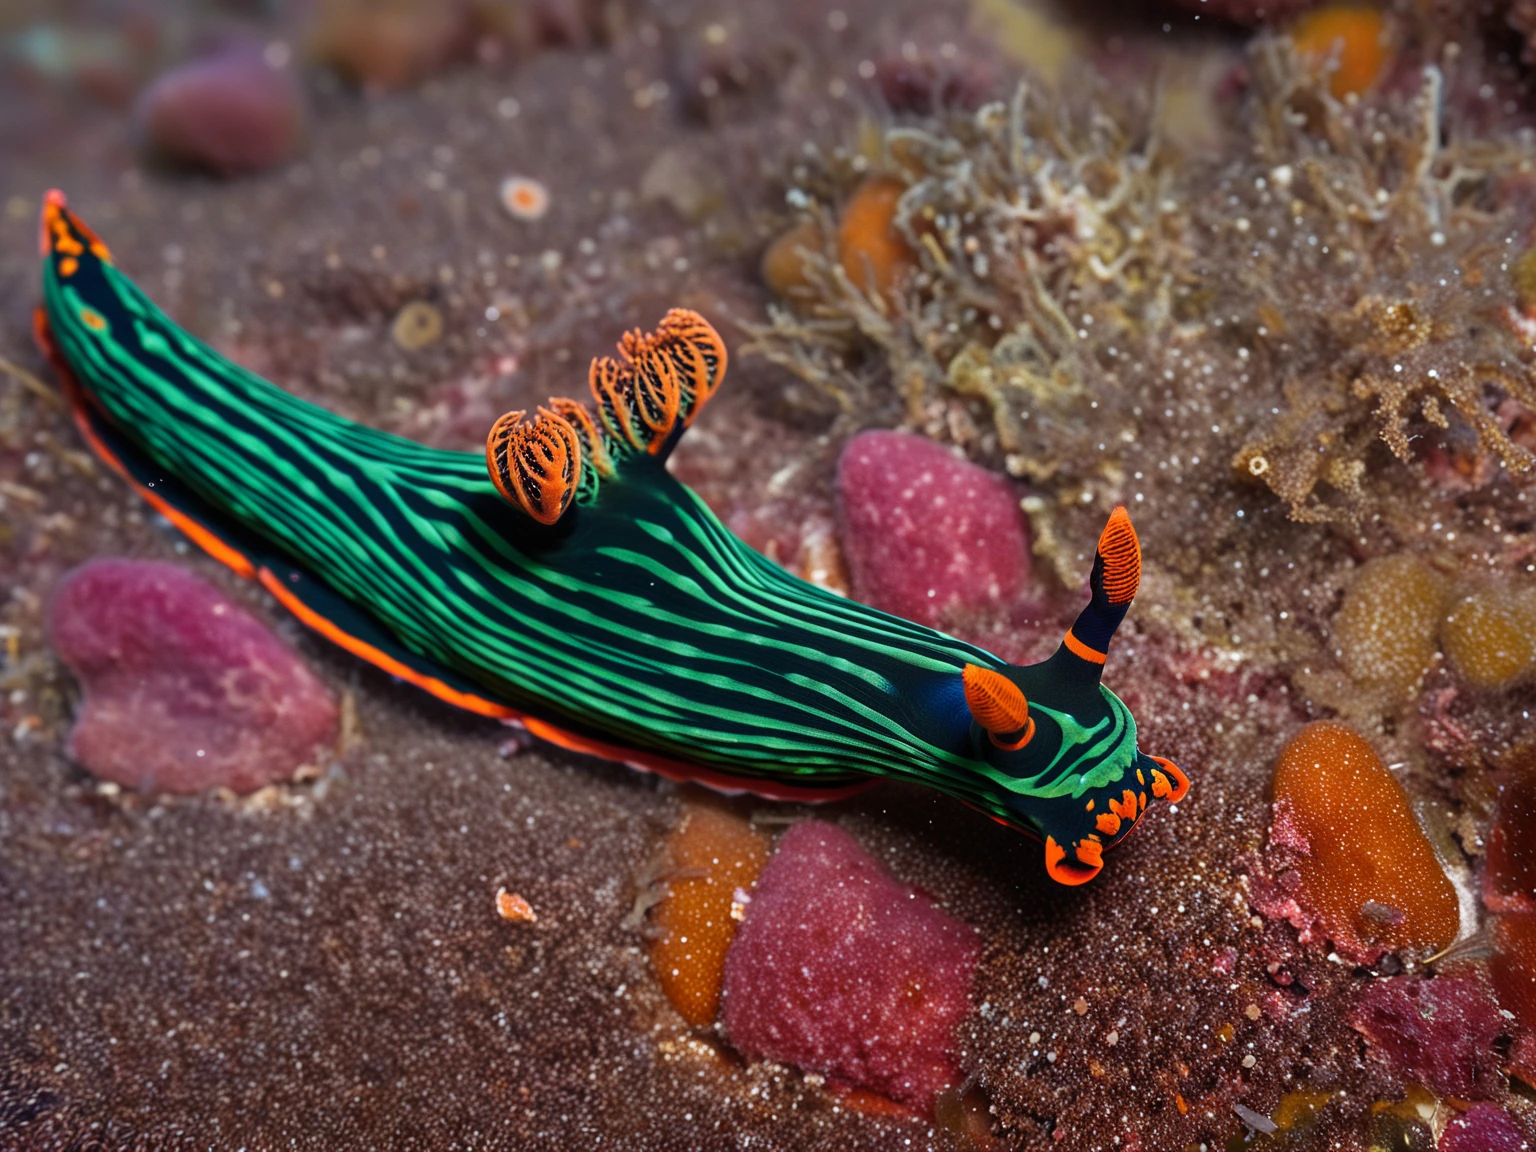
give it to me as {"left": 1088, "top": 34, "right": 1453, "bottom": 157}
{"left": 495, "top": 887, "right": 537, "bottom": 923}
{"left": 500, "top": 176, "right": 550, "bottom": 221}
{"left": 391, "top": 300, "right": 443, "bottom": 351}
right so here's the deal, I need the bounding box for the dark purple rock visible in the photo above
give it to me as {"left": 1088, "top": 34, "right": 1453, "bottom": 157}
{"left": 135, "top": 44, "right": 304, "bottom": 175}
{"left": 1163, "top": 0, "right": 1318, "bottom": 24}
{"left": 1440, "top": 1104, "right": 1530, "bottom": 1152}
{"left": 720, "top": 820, "right": 978, "bottom": 1112}
{"left": 1349, "top": 976, "right": 1506, "bottom": 1100}
{"left": 835, "top": 430, "right": 1029, "bottom": 628}
{"left": 49, "top": 559, "right": 338, "bottom": 793}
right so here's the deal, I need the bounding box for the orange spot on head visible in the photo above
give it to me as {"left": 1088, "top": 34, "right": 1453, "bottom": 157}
{"left": 962, "top": 664, "right": 1032, "bottom": 745}
{"left": 1110, "top": 790, "right": 1138, "bottom": 822}
{"left": 648, "top": 804, "right": 770, "bottom": 1027}
{"left": 1045, "top": 835, "right": 1102, "bottom": 885}
{"left": 1085, "top": 799, "right": 1095, "bottom": 811}
{"left": 77, "top": 307, "right": 105, "bottom": 331}
{"left": 1289, "top": 6, "right": 1391, "bottom": 99}
{"left": 1097, "top": 505, "right": 1141, "bottom": 605}
{"left": 1075, "top": 837, "right": 1104, "bottom": 869}
{"left": 1273, "top": 721, "right": 1459, "bottom": 958}
{"left": 1095, "top": 811, "right": 1122, "bottom": 837}
{"left": 1151, "top": 769, "right": 1172, "bottom": 799}
{"left": 39, "top": 190, "right": 111, "bottom": 264}
{"left": 59, "top": 256, "right": 78, "bottom": 278}
{"left": 1151, "top": 755, "right": 1190, "bottom": 803}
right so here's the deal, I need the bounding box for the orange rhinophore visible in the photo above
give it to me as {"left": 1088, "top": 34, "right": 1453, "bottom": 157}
{"left": 1096, "top": 506, "right": 1141, "bottom": 606}
{"left": 486, "top": 407, "right": 582, "bottom": 526}
{"left": 961, "top": 663, "right": 1034, "bottom": 750}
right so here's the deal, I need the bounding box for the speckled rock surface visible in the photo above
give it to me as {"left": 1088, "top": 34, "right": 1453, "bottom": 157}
{"left": 836, "top": 430, "right": 1030, "bottom": 628}
{"left": 48, "top": 559, "right": 337, "bottom": 793}
{"left": 720, "top": 820, "right": 978, "bottom": 1112}
{"left": 5, "top": 0, "right": 1536, "bottom": 1147}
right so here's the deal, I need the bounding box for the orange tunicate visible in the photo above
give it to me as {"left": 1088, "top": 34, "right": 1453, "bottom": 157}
{"left": 761, "top": 219, "right": 822, "bottom": 300}
{"left": 1334, "top": 554, "right": 1446, "bottom": 699}
{"left": 1272, "top": 721, "right": 1459, "bottom": 959}
{"left": 648, "top": 804, "right": 769, "bottom": 1027}
{"left": 1289, "top": 6, "right": 1391, "bottom": 99}
{"left": 1441, "top": 582, "right": 1536, "bottom": 690}
{"left": 837, "top": 176, "right": 917, "bottom": 300}
{"left": 1493, "top": 912, "right": 1536, "bottom": 1034}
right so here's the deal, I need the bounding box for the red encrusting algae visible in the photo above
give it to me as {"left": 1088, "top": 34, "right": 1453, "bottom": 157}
{"left": 720, "top": 820, "right": 977, "bottom": 1113}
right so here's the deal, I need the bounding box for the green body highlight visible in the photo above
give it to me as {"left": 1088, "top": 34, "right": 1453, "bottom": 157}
{"left": 37, "top": 193, "right": 1184, "bottom": 882}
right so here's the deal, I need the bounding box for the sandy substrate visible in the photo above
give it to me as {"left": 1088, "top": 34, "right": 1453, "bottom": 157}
{"left": 3, "top": 0, "right": 1534, "bottom": 1148}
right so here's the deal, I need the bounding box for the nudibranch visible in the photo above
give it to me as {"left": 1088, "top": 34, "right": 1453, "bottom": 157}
{"left": 34, "top": 190, "right": 1187, "bottom": 884}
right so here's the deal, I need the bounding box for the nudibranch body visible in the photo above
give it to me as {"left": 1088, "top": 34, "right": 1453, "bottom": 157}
{"left": 36, "top": 191, "right": 1186, "bottom": 885}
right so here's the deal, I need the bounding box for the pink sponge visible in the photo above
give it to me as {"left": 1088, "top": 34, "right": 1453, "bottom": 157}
{"left": 49, "top": 559, "right": 338, "bottom": 793}
{"left": 1349, "top": 976, "right": 1505, "bottom": 1100}
{"left": 1440, "top": 1104, "right": 1530, "bottom": 1152}
{"left": 720, "top": 820, "right": 978, "bottom": 1111}
{"left": 836, "top": 430, "right": 1029, "bottom": 628}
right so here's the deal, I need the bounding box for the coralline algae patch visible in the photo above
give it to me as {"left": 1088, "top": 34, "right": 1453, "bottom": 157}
{"left": 640, "top": 810, "right": 980, "bottom": 1118}
{"left": 1348, "top": 976, "right": 1505, "bottom": 1100}
{"left": 835, "top": 430, "right": 1032, "bottom": 629}
{"left": 645, "top": 803, "right": 769, "bottom": 1028}
{"left": 719, "top": 821, "right": 978, "bottom": 1114}
{"left": 47, "top": 559, "right": 338, "bottom": 794}
{"left": 1259, "top": 721, "right": 1458, "bottom": 963}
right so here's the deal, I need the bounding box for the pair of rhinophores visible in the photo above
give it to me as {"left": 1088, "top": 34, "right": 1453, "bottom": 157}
{"left": 35, "top": 190, "right": 1187, "bottom": 885}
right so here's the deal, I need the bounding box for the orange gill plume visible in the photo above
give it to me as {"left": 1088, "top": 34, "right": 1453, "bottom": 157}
{"left": 618, "top": 309, "right": 728, "bottom": 419}
{"left": 622, "top": 345, "right": 684, "bottom": 454}
{"left": 485, "top": 407, "right": 582, "bottom": 525}
{"left": 589, "top": 356, "right": 649, "bottom": 452}
{"left": 1097, "top": 506, "right": 1141, "bottom": 606}
{"left": 654, "top": 308, "right": 729, "bottom": 413}
{"left": 961, "top": 664, "right": 1034, "bottom": 750}
{"left": 547, "top": 396, "right": 615, "bottom": 481}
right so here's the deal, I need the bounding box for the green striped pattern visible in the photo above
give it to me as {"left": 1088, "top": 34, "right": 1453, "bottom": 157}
{"left": 41, "top": 217, "right": 1146, "bottom": 842}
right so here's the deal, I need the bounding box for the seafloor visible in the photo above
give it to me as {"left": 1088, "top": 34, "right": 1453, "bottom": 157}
{"left": 4, "top": 0, "right": 1536, "bottom": 1149}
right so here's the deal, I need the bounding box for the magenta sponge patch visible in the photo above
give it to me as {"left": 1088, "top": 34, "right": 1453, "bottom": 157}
{"left": 49, "top": 558, "right": 337, "bottom": 793}
{"left": 720, "top": 820, "right": 978, "bottom": 1112}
